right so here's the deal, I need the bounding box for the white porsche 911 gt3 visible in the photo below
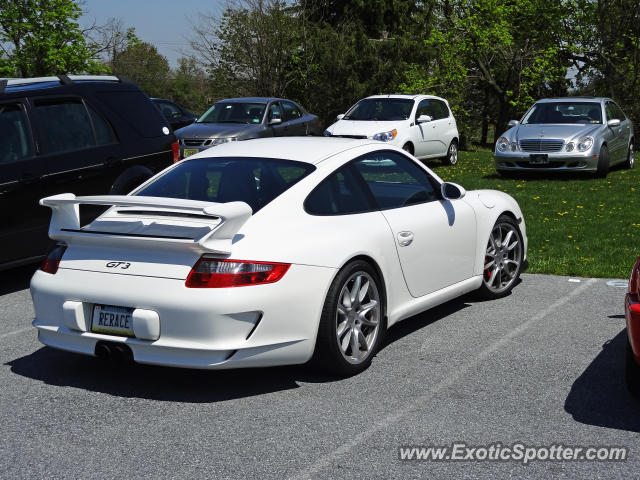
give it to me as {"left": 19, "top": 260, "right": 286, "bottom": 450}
{"left": 31, "top": 137, "right": 527, "bottom": 375}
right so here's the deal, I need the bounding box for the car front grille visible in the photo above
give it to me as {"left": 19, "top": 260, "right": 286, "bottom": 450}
{"left": 334, "top": 134, "right": 368, "bottom": 139}
{"left": 183, "top": 138, "right": 212, "bottom": 147}
{"left": 519, "top": 139, "right": 564, "bottom": 152}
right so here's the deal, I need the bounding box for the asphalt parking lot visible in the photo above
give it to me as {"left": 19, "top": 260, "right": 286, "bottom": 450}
{"left": 1, "top": 266, "right": 638, "bottom": 479}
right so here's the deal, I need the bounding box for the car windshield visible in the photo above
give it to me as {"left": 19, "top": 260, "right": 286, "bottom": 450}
{"left": 136, "top": 157, "right": 315, "bottom": 213}
{"left": 522, "top": 102, "right": 602, "bottom": 125}
{"left": 343, "top": 98, "right": 414, "bottom": 121}
{"left": 197, "top": 102, "right": 267, "bottom": 124}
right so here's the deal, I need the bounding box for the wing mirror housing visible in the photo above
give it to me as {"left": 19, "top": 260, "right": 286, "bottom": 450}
{"left": 417, "top": 114, "right": 432, "bottom": 124}
{"left": 441, "top": 182, "right": 466, "bottom": 200}
{"left": 508, "top": 120, "right": 520, "bottom": 127}
{"left": 269, "top": 117, "right": 282, "bottom": 125}
{"left": 607, "top": 118, "right": 621, "bottom": 128}
{"left": 336, "top": 113, "right": 345, "bottom": 121}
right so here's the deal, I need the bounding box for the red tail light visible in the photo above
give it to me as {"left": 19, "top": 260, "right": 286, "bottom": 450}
{"left": 185, "top": 258, "right": 290, "bottom": 288}
{"left": 41, "top": 245, "right": 67, "bottom": 274}
{"left": 630, "top": 303, "right": 640, "bottom": 314}
{"left": 171, "top": 141, "right": 180, "bottom": 163}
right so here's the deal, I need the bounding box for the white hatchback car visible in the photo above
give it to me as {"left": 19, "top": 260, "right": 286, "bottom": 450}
{"left": 324, "top": 94, "right": 460, "bottom": 165}
{"left": 31, "top": 138, "right": 526, "bottom": 376}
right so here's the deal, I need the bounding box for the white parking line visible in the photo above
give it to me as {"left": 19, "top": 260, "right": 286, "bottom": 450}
{"left": 287, "top": 278, "right": 598, "bottom": 480}
{"left": 0, "top": 327, "right": 32, "bottom": 340}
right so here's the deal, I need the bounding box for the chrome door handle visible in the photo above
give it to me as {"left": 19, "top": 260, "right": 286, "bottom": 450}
{"left": 397, "top": 231, "right": 414, "bottom": 246}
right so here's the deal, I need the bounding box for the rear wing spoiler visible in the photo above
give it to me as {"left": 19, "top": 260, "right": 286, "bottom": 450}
{"left": 40, "top": 193, "right": 252, "bottom": 254}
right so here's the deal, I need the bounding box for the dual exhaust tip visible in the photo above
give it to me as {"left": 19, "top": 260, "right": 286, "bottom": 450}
{"left": 95, "top": 341, "right": 133, "bottom": 364}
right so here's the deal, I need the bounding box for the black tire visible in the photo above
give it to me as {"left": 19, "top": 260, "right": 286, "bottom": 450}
{"left": 443, "top": 140, "right": 458, "bottom": 166}
{"left": 312, "top": 260, "right": 386, "bottom": 376}
{"left": 625, "top": 142, "right": 635, "bottom": 169}
{"left": 596, "top": 144, "right": 610, "bottom": 178}
{"left": 109, "top": 166, "right": 153, "bottom": 195}
{"left": 626, "top": 337, "right": 640, "bottom": 399}
{"left": 477, "top": 214, "right": 524, "bottom": 300}
{"left": 402, "top": 142, "right": 414, "bottom": 155}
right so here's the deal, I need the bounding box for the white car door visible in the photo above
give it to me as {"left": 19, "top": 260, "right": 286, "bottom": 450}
{"left": 353, "top": 150, "right": 476, "bottom": 297}
{"left": 412, "top": 99, "right": 451, "bottom": 158}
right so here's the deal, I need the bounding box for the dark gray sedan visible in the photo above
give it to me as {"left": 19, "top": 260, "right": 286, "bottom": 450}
{"left": 494, "top": 97, "right": 634, "bottom": 177}
{"left": 176, "top": 97, "right": 321, "bottom": 159}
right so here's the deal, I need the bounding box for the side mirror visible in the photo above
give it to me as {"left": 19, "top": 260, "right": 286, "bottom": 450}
{"left": 607, "top": 118, "right": 621, "bottom": 127}
{"left": 508, "top": 120, "right": 520, "bottom": 127}
{"left": 417, "top": 114, "right": 432, "bottom": 124}
{"left": 336, "top": 113, "right": 345, "bottom": 121}
{"left": 441, "top": 182, "right": 466, "bottom": 200}
{"left": 269, "top": 117, "right": 282, "bottom": 125}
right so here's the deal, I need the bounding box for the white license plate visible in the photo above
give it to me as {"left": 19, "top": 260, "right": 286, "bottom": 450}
{"left": 92, "top": 305, "right": 134, "bottom": 337}
{"left": 183, "top": 148, "right": 199, "bottom": 158}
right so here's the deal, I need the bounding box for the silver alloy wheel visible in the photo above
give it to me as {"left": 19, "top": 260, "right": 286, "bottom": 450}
{"left": 448, "top": 142, "right": 458, "bottom": 165}
{"left": 483, "top": 222, "right": 522, "bottom": 294}
{"left": 629, "top": 143, "right": 635, "bottom": 169}
{"left": 335, "top": 271, "right": 381, "bottom": 364}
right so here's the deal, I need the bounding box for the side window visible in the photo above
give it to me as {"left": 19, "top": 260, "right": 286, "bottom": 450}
{"left": 158, "top": 101, "right": 182, "bottom": 119}
{"left": 268, "top": 102, "right": 282, "bottom": 121}
{"left": 33, "top": 99, "right": 94, "bottom": 154}
{"left": 433, "top": 100, "right": 450, "bottom": 120}
{"left": 0, "top": 103, "right": 34, "bottom": 164}
{"left": 612, "top": 103, "right": 626, "bottom": 121}
{"left": 353, "top": 151, "right": 439, "bottom": 209}
{"left": 605, "top": 102, "right": 617, "bottom": 121}
{"left": 282, "top": 101, "right": 302, "bottom": 121}
{"left": 87, "top": 104, "right": 117, "bottom": 146}
{"left": 305, "top": 165, "right": 374, "bottom": 215}
{"left": 415, "top": 99, "right": 434, "bottom": 120}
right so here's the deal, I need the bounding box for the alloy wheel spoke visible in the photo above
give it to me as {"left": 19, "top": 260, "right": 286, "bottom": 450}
{"left": 507, "top": 239, "right": 519, "bottom": 251}
{"left": 503, "top": 230, "right": 514, "bottom": 249}
{"left": 337, "top": 320, "right": 349, "bottom": 339}
{"left": 504, "top": 259, "right": 520, "bottom": 268}
{"left": 349, "top": 328, "right": 360, "bottom": 358}
{"left": 484, "top": 258, "right": 495, "bottom": 269}
{"left": 350, "top": 275, "right": 362, "bottom": 307}
{"left": 341, "top": 289, "right": 352, "bottom": 310}
{"left": 341, "top": 329, "right": 352, "bottom": 352}
{"left": 358, "top": 279, "right": 370, "bottom": 303}
{"left": 355, "top": 326, "right": 369, "bottom": 351}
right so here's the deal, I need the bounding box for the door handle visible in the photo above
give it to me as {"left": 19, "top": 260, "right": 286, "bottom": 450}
{"left": 397, "top": 231, "right": 414, "bottom": 247}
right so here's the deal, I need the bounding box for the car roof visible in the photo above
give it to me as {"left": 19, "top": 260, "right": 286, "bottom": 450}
{"left": 536, "top": 97, "right": 609, "bottom": 103}
{"left": 216, "top": 97, "right": 294, "bottom": 103}
{"left": 185, "top": 137, "right": 380, "bottom": 165}
{"left": 364, "top": 94, "right": 446, "bottom": 101}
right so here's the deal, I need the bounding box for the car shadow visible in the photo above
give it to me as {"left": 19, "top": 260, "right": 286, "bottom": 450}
{"left": 564, "top": 329, "right": 640, "bottom": 433}
{"left": 0, "top": 264, "right": 38, "bottom": 296}
{"left": 6, "top": 295, "right": 475, "bottom": 401}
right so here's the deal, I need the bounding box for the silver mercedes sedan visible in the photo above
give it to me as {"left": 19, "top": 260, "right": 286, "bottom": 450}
{"left": 494, "top": 98, "right": 634, "bottom": 177}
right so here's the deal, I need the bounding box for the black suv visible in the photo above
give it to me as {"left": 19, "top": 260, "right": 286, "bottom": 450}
{"left": 0, "top": 75, "right": 178, "bottom": 270}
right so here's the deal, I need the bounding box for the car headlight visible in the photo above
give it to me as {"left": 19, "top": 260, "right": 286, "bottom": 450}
{"left": 565, "top": 142, "right": 575, "bottom": 152}
{"left": 372, "top": 129, "right": 397, "bottom": 142}
{"left": 497, "top": 137, "right": 509, "bottom": 152}
{"left": 323, "top": 130, "right": 332, "bottom": 136}
{"left": 211, "top": 137, "right": 237, "bottom": 146}
{"left": 577, "top": 136, "right": 593, "bottom": 152}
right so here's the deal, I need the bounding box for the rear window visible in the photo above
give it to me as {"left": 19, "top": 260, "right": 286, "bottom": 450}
{"left": 136, "top": 157, "right": 315, "bottom": 212}
{"left": 96, "top": 90, "right": 168, "bottom": 137}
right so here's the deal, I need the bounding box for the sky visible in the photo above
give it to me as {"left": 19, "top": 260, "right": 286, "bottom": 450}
{"left": 80, "top": 0, "right": 227, "bottom": 67}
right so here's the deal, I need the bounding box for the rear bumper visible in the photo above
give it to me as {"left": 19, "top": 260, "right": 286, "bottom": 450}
{"left": 31, "top": 263, "right": 336, "bottom": 369}
{"left": 625, "top": 293, "right": 640, "bottom": 365}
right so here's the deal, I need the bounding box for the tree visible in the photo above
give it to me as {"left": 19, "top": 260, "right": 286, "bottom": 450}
{"left": 85, "top": 17, "right": 140, "bottom": 69}
{"left": 190, "top": 0, "right": 300, "bottom": 97}
{"left": 169, "top": 56, "right": 213, "bottom": 114}
{"left": 0, "top": 0, "right": 106, "bottom": 77}
{"left": 111, "top": 42, "right": 171, "bottom": 98}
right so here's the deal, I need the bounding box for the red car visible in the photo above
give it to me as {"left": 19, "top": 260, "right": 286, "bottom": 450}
{"left": 626, "top": 256, "right": 640, "bottom": 397}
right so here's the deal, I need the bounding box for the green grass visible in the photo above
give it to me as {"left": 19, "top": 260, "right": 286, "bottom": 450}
{"left": 426, "top": 151, "right": 640, "bottom": 278}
